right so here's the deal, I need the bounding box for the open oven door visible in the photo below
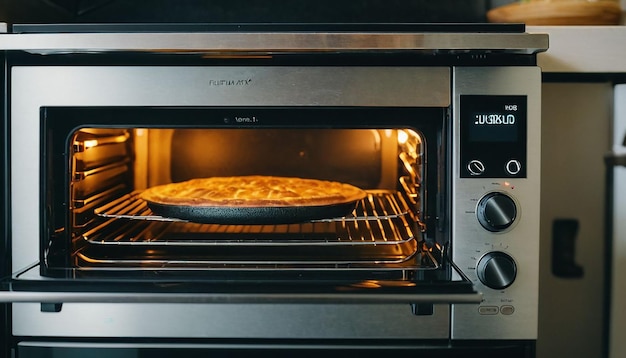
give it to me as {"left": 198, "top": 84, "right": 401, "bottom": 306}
{"left": 0, "top": 257, "right": 482, "bottom": 345}
{"left": 0, "top": 257, "right": 482, "bottom": 306}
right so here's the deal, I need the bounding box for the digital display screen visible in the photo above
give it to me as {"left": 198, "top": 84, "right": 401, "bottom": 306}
{"left": 464, "top": 96, "right": 526, "bottom": 142}
{"left": 460, "top": 95, "right": 527, "bottom": 178}
{"left": 469, "top": 110, "right": 519, "bottom": 142}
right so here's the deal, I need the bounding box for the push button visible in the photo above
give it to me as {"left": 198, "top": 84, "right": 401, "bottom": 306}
{"left": 500, "top": 305, "right": 515, "bottom": 315}
{"left": 505, "top": 159, "right": 522, "bottom": 175}
{"left": 478, "top": 306, "right": 499, "bottom": 315}
{"left": 467, "top": 160, "right": 486, "bottom": 176}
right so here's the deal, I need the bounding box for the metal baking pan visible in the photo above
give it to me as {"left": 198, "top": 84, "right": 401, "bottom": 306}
{"left": 145, "top": 200, "right": 361, "bottom": 225}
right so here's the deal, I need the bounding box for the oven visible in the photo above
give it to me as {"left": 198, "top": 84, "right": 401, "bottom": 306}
{"left": 0, "top": 24, "right": 547, "bottom": 357}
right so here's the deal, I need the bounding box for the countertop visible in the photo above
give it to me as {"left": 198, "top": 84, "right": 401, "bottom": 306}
{"left": 529, "top": 25, "right": 626, "bottom": 74}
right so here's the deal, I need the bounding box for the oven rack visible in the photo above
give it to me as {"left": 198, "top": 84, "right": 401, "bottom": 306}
{"left": 94, "top": 190, "right": 419, "bottom": 224}
{"left": 79, "top": 190, "right": 427, "bottom": 268}
{"left": 73, "top": 249, "right": 437, "bottom": 280}
{"left": 76, "top": 218, "right": 424, "bottom": 267}
{"left": 81, "top": 216, "right": 419, "bottom": 247}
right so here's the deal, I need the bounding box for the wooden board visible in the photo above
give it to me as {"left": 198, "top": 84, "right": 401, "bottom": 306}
{"left": 488, "top": 1, "right": 622, "bottom": 25}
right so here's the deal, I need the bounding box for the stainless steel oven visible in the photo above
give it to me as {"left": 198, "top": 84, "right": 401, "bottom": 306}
{"left": 0, "top": 24, "right": 547, "bottom": 357}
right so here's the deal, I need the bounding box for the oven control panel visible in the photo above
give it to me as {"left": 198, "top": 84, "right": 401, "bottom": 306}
{"left": 452, "top": 66, "right": 541, "bottom": 341}
{"left": 459, "top": 95, "right": 527, "bottom": 178}
{"left": 452, "top": 182, "right": 538, "bottom": 340}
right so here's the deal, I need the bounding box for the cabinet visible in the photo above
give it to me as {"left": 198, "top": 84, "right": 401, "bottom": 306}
{"left": 539, "top": 82, "right": 611, "bottom": 358}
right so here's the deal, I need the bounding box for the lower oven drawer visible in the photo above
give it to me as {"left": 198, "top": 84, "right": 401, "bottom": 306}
{"left": 16, "top": 341, "right": 537, "bottom": 358}
{"left": 13, "top": 303, "right": 450, "bottom": 339}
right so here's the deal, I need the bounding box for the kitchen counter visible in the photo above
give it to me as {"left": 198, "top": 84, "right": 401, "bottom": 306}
{"left": 529, "top": 25, "right": 626, "bottom": 74}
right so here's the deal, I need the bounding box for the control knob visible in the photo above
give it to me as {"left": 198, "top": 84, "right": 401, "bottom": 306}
{"left": 477, "top": 192, "right": 517, "bottom": 232}
{"left": 477, "top": 252, "right": 517, "bottom": 290}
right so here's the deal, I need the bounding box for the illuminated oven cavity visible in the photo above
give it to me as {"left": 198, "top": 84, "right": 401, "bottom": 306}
{"left": 64, "top": 127, "right": 435, "bottom": 278}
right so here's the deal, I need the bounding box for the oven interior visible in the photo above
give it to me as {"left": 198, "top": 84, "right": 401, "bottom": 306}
{"left": 41, "top": 107, "right": 449, "bottom": 284}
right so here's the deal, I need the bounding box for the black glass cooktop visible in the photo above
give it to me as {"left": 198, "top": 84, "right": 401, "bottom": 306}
{"left": 11, "top": 23, "right": 526, "bottom": 34}
{"left": 1, "top": 0, "right": 491, "bottom": 27}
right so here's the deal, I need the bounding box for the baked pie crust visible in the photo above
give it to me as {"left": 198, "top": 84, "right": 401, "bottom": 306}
{"left": 140, "top": 175, "right": 367, "bottom": 208}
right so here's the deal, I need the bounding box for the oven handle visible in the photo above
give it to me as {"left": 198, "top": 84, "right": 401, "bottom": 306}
{"left": 0, "top": 291, "right": 482, "bottom": 304}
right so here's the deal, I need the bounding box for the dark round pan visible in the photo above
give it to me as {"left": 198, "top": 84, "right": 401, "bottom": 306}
{"left": 146, "top": 200, "right": 360, "bottom": 225}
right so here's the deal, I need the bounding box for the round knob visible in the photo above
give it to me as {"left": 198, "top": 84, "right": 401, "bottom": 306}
{"left": 505, "top": 159, "right": 522, "bottom": 175}
{"left": 467, "top": 160, "right": 486, "bottom": 176}
{"left": 477, "top": 252, "right": 517, "bottom": 290}
{"left": 477, "top": 192, "right": 517, "bottom": 232}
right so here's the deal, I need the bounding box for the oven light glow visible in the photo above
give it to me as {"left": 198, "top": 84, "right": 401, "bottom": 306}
{"left": 397, "top": 130, "right": 409, "bottom": 144}
{"left": 83, "top": 139, "right": 99, "bottom": 149}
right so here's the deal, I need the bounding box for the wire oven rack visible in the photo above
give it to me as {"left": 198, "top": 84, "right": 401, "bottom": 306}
{"left": 81, "top": 191, "right": 435, "bottom": 272}
{"left": 94, "top": 190, "right": 419, "bottom": 223}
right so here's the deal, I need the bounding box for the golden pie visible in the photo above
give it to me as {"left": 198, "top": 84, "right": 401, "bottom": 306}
{"left": 140, "top": 175, "right": 367, "bottom": 208}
